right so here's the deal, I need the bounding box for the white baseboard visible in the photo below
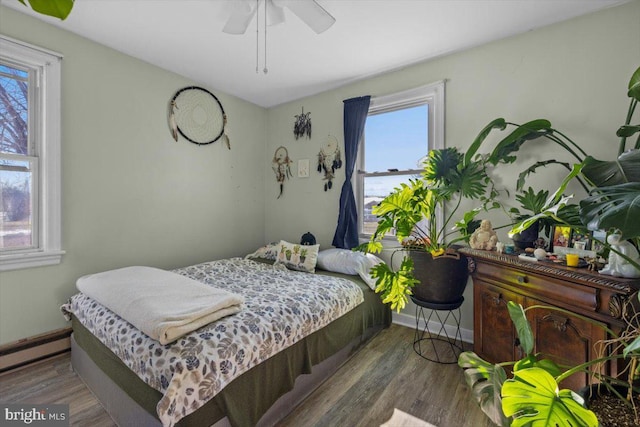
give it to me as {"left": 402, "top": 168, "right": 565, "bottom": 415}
{"left": 392, "top": 312, "right": 474, "bottom": 344}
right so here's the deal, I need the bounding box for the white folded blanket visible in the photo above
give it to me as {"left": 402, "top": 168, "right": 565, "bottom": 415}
{"left": 76, "top": 266, "right": 244, "bottom": 344}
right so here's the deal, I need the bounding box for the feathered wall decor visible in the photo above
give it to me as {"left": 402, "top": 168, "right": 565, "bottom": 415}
{"left": 272, "top": 146, "right": 293, "bottom": 199}
{"left": 317, "top": 135, "right": 342, "bottom": 191}
{"left": 294, "top": 107, "right": 311, "bottom": 140}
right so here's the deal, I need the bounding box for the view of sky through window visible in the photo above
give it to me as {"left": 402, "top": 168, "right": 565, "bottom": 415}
{"left": 364, "top": 104, "right": 428, "bottom": 199}
{"left": 361, "top": 104, "right": 429, "bottom": 235}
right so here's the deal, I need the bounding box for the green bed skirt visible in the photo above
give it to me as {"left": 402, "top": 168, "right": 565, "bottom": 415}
{"left": 72, "top": 272, "right": 390, "bottom": 427}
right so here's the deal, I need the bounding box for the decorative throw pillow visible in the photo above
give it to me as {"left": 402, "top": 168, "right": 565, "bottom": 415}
{"left": 245, "top": 242, "right": 279, "bottom": 261}
{"left": 274, "top": 240, "right": 320, "bottom": 273}
{"left": 317, "top": 248, "right": 383, "bottom": 290}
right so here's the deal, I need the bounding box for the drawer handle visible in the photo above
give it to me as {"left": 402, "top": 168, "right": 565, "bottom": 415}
{"left": 517, "top": 275, "right": 528, "bottom": 284}
{"left": 491, "top": 293, "right": 503, "bottom": 306}
{"left": 544, "top": 314, "right": 569, "bottom": 333}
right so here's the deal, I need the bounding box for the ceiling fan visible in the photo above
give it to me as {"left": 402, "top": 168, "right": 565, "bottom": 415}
{"left": 223, "top": 0, "right": 336, "bottom": 35}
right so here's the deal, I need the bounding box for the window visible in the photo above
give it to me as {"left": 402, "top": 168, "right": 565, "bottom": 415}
{"left": 0, "top": 35, "right": 63, "bottom": 270}
{"left": 357, "top": 81, "right": 445, "bottom": 237}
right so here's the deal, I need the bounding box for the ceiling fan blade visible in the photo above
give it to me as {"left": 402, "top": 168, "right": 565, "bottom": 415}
{"left": 266, "top": 0, "right": 285, "bottom": 26}
{"left": 222, "top": 0, "right": 258, "bottom": 35}
{"left": 275, "top": 0, "right": 335, "bottom": 34}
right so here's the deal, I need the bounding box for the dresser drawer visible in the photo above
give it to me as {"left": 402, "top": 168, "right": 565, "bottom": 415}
{"left": 474, "top": 261, "right": 598, "bottom": 313}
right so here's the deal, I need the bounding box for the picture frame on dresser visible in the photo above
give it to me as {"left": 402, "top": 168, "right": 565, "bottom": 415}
{"left": 551, "top": 225, "right": 571, "bottom": 252}
{"left": 570, "top": 229, "right": 591, "bottom": 251}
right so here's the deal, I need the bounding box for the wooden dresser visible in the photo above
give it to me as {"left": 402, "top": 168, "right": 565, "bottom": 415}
{"left": 459, "top": 248, "right": 640, "bottom": 390}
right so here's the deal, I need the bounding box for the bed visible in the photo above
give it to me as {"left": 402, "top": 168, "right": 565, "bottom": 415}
{"left": 62, "top": 246, "right": 390, "bottom": 427}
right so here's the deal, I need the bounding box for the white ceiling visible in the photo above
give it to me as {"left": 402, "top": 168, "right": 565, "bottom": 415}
{"left": 2, "top": 0, "right": 629, "bottom": 108}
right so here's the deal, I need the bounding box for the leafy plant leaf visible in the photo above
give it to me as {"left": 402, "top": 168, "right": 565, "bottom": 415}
{"left": 628, "top": 66, "right": 640, "bottom": 101}
{"left": 516, "top": 160, "right": 572, "bottom": 192}
{"left": 507, "top": 302, "right": 533, "bottom": 356}
{"left": 515, "top": 187, "right": 550, "bottom": 215}
{"left": 510, "top": 163, "right": 586, "bottom": 234}
{"left": 617, "top": 125, "right": 640, "bottom": 138}
{"left": 514, "top": 355, "right": 563, "bottom": 378}
{"left": 423, "top": 148, "right": 464, "bottom": 185}
{"left": 487, "top": 119, "right": 553, "bottom": 166}
{"left": 23, "top": 0, "right": 74, "bottom": 20}
{"left": 623, "top": 335, "right": 640, "bottom": 358}
{"left": 502, "top": 368, "right": 598, "bottom": 427}
{"left": 372, "top": 181, "right": 427, "bottom": 242}
{"left": 465, "top": 118, "right": 507, "bottom": 167}
{"left": 580, "top": 182, "right": 640, "bottom": 239}
{"left": 458, "top": 351, "right": 510, "bottom": 427}
{"left": 581, "top": 150, "right": 640, "bottom": 187}
{"left": 370, "top": 257, "right": 418, "bottom": 313}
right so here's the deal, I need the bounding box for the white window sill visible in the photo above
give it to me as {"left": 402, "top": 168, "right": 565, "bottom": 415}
{"left": 0, "top": 250, "right": 65, "bottom": 271}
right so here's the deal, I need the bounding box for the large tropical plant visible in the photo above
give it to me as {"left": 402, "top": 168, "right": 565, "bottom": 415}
{"left": 459, "top": 301, "right": 610, "bottom": 427}
{"left": 508, "top": 66, "right": 640, "bottom": 268}
{"left": 461, "top": 295, "right": 640, "bottom": 427}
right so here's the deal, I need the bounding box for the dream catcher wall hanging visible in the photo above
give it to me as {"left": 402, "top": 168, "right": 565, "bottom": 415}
{"left": 169, "top": 86, "right": 230, "bottom": 148}
{"left": 272, "top": 146, "right": 293, "bottom": 199}
{"left": 294, "top": 107, "right": 311, "bottom": 139}
{"left": 317, "top": 135, "right": 342, "bottom": 191}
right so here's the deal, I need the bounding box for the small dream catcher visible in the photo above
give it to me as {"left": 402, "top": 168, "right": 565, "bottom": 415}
{"left": 168, "top": 86, "right": 230, "bottom": 148}
{"left": 272, "top": 146, "right": 293, "bottom": 199}
{"left": 293, "top": 107, "right": 311, "bottom": 140}
{"left": 317, "top": 135, "right": 342, "bottom": 191}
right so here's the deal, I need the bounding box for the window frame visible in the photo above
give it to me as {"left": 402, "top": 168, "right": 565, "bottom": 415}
{"left": 0, "top": 35, "right": 64, "bottom": 271}
{"left": 356, "top": 80, "right": 446, "bottom": 239}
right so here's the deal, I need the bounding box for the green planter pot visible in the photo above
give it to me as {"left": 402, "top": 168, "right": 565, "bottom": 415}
{"left": 512, "top": 220, "right": 540, "bottom": 250}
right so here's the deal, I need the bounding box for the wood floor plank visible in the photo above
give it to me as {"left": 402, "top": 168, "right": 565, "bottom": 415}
{"left": 0, "top": 324, "right": 493, "bottom": 427}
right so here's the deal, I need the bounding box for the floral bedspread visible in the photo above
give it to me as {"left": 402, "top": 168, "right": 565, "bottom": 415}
{"left": 61, "top": 258, "right": 364, "bottom": 427}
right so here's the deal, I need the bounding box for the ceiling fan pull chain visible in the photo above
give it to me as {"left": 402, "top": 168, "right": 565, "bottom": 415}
{"left": 255, "top": 0, "right": 259, "bottom": 73}
{"left": 263, "top": 0, "right": 268, "bottom": 74}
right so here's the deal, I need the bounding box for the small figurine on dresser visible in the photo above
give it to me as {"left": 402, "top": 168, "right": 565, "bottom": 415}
{"left": 469, "top": 219, "right": 499, "bottom": 251}
{"left": 599, "top": 233, "right": 640, "bottom": 278}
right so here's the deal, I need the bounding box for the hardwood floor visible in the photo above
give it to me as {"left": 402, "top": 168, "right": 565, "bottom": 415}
{"left": 0, "top": 349, "right": 114, "bottom": 427}
{"left": 0, "top": 324, "right": 493, "bottom": 427}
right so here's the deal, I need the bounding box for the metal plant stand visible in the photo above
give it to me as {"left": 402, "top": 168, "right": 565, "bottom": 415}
{"left": 411, "top": 295, "right": 464, "bottom": 364}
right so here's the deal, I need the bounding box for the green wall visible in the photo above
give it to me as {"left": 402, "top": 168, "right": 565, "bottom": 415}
{"left": 0, "top": 6, "right": 267, "bottom": 345}
{"left": 264, "top": 1, "right": 640, "bottom": 331}
{"left": 1, "top": 1, "right": 638, "bottom": 344}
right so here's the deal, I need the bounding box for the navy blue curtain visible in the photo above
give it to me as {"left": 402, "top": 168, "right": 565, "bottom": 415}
{"left": 332, "top": 95, "right": 371, "bottom": 249}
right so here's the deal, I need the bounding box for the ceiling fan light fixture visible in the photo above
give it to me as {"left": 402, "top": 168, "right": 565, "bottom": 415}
{"left": 223, "top": 0, "right": 335, "bottom": 35}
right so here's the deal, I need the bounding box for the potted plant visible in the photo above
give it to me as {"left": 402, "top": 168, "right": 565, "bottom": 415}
{"left": 508, "top": 187, "right": 549, "bottom": 249}
{"left": 580, "top": 294, "right": 640, "bottom": 426}
{"left": 458, "top": 301, "right": 640, "bottom": 427}
{"left": 508, "top": 66, "right": 640, "bottom": 271}
{"left": 357, "top": 144, "right": 505, "bottom": 312}
{"left": 460, "top": 296, "right": 640, "bottom": 427}
{"left": 357, "top": 118, "right": 578, "bottom": 312}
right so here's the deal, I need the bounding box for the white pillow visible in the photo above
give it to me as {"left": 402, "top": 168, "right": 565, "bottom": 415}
{"left": 274, "top": 240, "right": 320, "bottom": 273}
{"left": 317, "top": 248, "right": 383, "bottom": 290}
